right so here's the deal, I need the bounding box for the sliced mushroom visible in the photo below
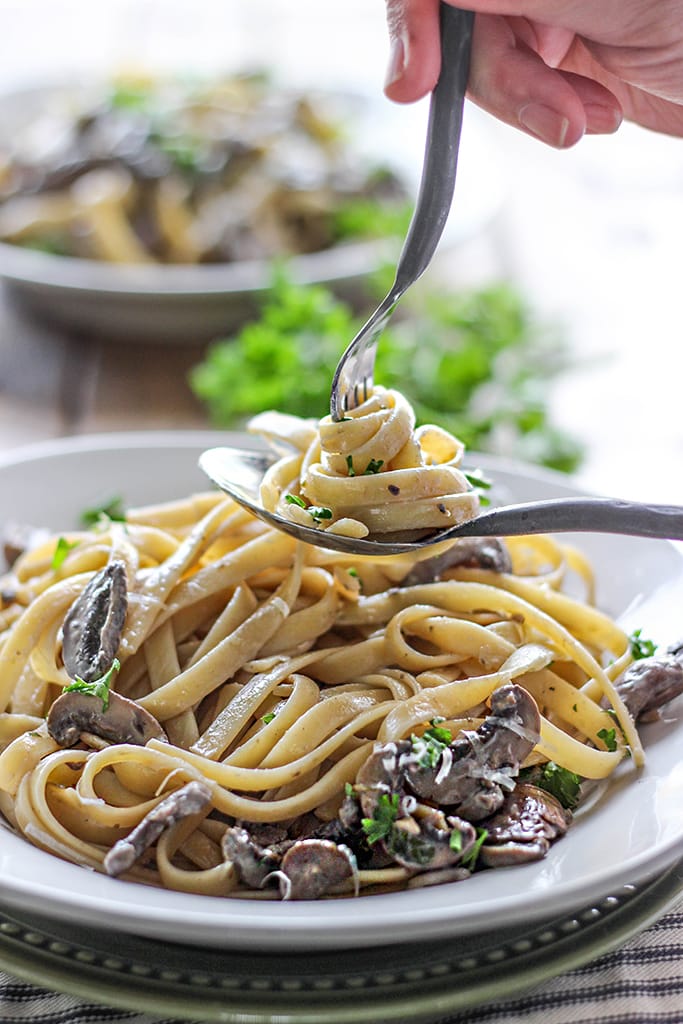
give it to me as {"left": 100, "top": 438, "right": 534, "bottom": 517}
{"left": 278, "top": 839, "right": 357, "bottom": 900}
{"left": 62, "top": 560, "right": 128, "bottom": 682}
{"left": 615, "top": 652, "right": 683, "bottom": 721}
{"left": 406, "top": 683, "right": 541, "bottom": 820}
{"left": 104, "top": 780, "right": 212, "bottom": 876}
{"left": 47, "top": 689, "right": 166, "bottom": 748}
{"left": 401, "top": 537, "right": 512, "bottom": 587}
{"left": 478, "top": 782, "right": 572, "bottom": 868}
{"left": 221, "top": 825, "right": 283, "bottom": 889}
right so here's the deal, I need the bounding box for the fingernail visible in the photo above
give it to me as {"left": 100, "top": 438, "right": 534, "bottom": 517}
{"left": 584, "top": 103, "right": 623, "bottom": 135}
{"left": 385, "top": 35, "right": 407, "bottom": 89}
{"left": 518, "top": 103, "right": 571, "bottom": 148}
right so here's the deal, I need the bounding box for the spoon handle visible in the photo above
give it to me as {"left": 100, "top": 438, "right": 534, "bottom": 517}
{"left": 392, "top": 5, "right": 474, "bottom": 299}
{"left": 447, "top": 497, "right": 683, "bottom": 540}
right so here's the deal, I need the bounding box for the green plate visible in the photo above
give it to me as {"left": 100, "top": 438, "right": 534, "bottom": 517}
{"left": 0, "top": 858, "right": 682, "bottom": 1023}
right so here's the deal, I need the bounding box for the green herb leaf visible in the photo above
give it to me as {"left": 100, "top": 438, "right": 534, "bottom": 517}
{"left": 346, "top": 455, "right": 356, "bottom": 477}
{"left": 80, "top": 497, "right": 126, "bottom": 528}
{"left": 411, "top": 719, "right": 452, "bottom": 770}
{"left": 521, "top": 761, "right": 582, "bottom": 811}
{"left": 462, "top": 827, "right": 488, "bottom": 869}
{"left": 308, "top": 506, "right": 333, "bottom": 522}
{"left": 364, "top": 458, "right": 384, "bottom": 475}
{"left": 189, "top": 272, "right": 583, "bottom": 474}
{"left": 628, "top": 628, "right": 657, "bottom": 660}
{"left": 51, "top": 537, "right": 79, "bottom": 571}
{"left": 284, "top": 493, "right": 306, "bottom": 508}
{"left": 597, "top": 727, "right": 618, "bottom": 752}
{"left": 261, "top": 712, "right": 276, "bottom": 725}
{"left": 361, "top": 792, "right": 399, "bottom": 846}
{"left": 63, "top": 659, "right": 120, "bottom": 711}
{"left": 449, "top": 828, "right": 463, "bottom": 853}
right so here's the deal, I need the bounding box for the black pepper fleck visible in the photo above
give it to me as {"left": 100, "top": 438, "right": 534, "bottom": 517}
{"left": 388, "top": 485, "right": 400, "bottom": 496}
{"left": 437, "top": 503, "right": 447, "bottom": 514}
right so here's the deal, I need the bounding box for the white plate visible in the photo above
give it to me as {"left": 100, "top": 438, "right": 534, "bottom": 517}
{"left": 1, "top": 431, "right": 682, "bottom": 952}
{"left": 0, "top": 84, "right": 503, "bottom": 344}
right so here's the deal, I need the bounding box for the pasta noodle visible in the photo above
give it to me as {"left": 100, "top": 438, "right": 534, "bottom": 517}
{"left": 0, "top": 463, "right": 650, "bottom": 900}
{"left": 250, "top": 386, "right": 479, "bottom": 538}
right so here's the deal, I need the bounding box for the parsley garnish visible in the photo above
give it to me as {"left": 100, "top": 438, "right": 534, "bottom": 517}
{"left": 51, "top": 537, "right": 78, "bottom": 571}
{"left": 285, "top": 493, "right": 306, "bottom": 508}
{"left": 261, "top": 712, "right": 276, "bottom": 725}
{"left": 522, "top": 761, "right": 582, "bottom": 811}
{"left": 190, "top": 274, "right": 582, "bottom": 474}
{"left": 364, "top": 458, "right": 384, "bottom": 475}
{"left": 361, "top": 792, "right": 399, "bottom": 846}
{"left": 597, "top": 727, "right": 618, "bottom": 752}
{"left": 464, "top": 469, "right": 492, "bottom": 507}
{"left": 80, "top": 497, "right": 126, "bottom": 528}
{"left": 411, "top": 718, "right": 453, "bottom": 769}
{"left": 449, "top": 828, "right": 463, "bottom": 853}
{"left": 462, "top": 827, "right": 488, "bottom": 869}
{"left": 63, "top": 659, "right": 120, "bottom": 711}
{"left": 629, "top": 628, "right": 657, "bottom": 660}
{"left": 346, "top": 455, "right": 356, "bottom": 477}
{"left": 308, "top": 506, "right": 333, "bottom": 522}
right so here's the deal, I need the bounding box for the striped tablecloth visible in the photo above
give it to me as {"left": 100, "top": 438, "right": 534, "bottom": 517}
{"left": 0, "top": 891, "right": 681, "bottom": 1024}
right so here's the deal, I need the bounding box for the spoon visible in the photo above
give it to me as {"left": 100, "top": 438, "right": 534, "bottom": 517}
{"left": 199, "top": 445, "right": 683, "bottom": 557}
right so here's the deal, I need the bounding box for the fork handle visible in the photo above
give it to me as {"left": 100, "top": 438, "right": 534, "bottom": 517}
{"left": 445, "top": 497, "right": 683, "bottom": 540}
{"left": 392, "top": 5, "right": 474, "bottom": 300}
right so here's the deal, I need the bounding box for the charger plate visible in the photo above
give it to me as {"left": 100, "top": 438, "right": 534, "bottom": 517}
{"left": 0, "top": 858, "right": 681, "bottom": 1023}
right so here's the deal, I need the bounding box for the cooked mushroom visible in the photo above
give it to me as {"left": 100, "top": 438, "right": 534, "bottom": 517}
{"left": 478, "top": 782, "right": 572, "bottom": 867}
{"left": 406, "top": 683, "right": 541, "bottom": 820}
{"left": 221, "top": 825, "right": 283, "bottom": 889}
{"left": 615, "top": 650, "right": 683, "bottom": 721}
{"left": 277, "top": 839, "right": 357, "bottom": 900}
{"left": 46, "top": 688, "right": 166, "bottom": 747}
{"left": 104, "top": 780, "right": 212, "bottom": 876}
{"left": 62, "top": 560, "right": 128, "bottom": 683}
{"left": 401, "top": 537, "right": 512, "bottom": 587}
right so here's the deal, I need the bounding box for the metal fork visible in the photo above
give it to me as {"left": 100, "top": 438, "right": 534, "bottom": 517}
{"left": 329, "top": 4, "right": 474, "bottom": 421}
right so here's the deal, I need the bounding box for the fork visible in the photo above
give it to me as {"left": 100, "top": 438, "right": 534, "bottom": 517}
{"left": 329, "top": 3, "right": 474, "bottom": 421}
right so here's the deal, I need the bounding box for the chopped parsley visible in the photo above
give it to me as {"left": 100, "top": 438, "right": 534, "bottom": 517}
{"left": 522, "top": 761, "right": 582, "bottom": 811}
{"left": 63, "top": 659, "right": 120, "bottom": 711}
{"left": 51, "top": 536, "right": 78, "bottom": 571}
{"left": 462, "top": 827, "right": 488, "bottom": 869}
{"left": 261, "top": 712, "right": 276, "bottom": 725}
{"left": 597, "top": 727, "right": 618, "bottom": 752}
{"left": 80, "top": 497, "right": 126, "bottom": 528}
{"left": 284, "top": 494, "right": 332, "bottom": 523}
{"left": 361, "top": 792, "right": 399, "bottom": 846}
{"left": 464, "top": 469, "right": 492, "bottom": 507}
{"left": 628, "top": 628, "right": 657, "bottom": 660}
{"left": 346, "top": 455, "right": 356, "bottom": 477}
{"left": 308, "top": 506, "right": 333, "bottom": 522}
{"left": 449, "top": 828, "right": 463, "bottom": 853}
{"left": 411, "top": 718, "right": 453, "bottom": 769}
{"left": 364, "top": 458, "right": 384, "bottom": 475}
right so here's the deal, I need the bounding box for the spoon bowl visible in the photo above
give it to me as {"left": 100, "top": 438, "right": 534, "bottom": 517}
{"left": 199, "top": 445, "right": 683, "bottom": 556}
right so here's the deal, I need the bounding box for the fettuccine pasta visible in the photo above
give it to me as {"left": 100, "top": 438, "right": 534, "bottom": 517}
{"left": 251, "top": 386, "right": 479, "bottom": 538}
{"left": 0, "top": 474, "right": 650, "bottom": 900}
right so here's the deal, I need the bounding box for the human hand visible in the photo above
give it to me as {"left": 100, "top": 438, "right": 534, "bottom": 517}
{"left": 384, "top": 0, "right": 683, "bottom": 147}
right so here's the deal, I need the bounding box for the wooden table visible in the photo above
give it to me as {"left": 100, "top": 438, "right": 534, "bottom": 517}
{"left": 0, "top": 291, "right": 211, "bottom": 449}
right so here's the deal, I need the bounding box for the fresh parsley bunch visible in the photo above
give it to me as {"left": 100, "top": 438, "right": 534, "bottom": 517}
{"left": 190, "top": 270, "right": 583, "bottom": 473}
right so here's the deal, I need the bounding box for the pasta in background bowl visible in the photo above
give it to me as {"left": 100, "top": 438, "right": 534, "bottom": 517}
{"left": 0, "top": 431, "right": 682, "bottom": 951}
{"left": 0, "top": 78, "right": 503, "bottom": 343}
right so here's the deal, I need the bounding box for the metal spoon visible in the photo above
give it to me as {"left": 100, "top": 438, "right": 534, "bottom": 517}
{"left": 199, "top": 445, "right": 683, "bottom": 556}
